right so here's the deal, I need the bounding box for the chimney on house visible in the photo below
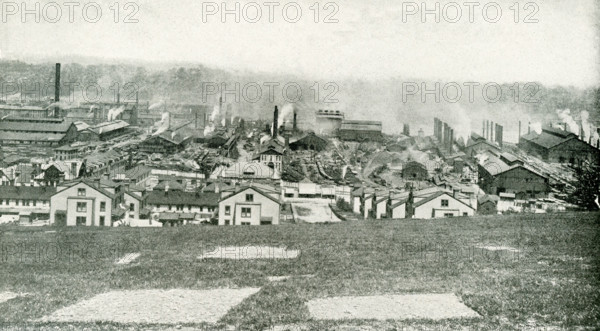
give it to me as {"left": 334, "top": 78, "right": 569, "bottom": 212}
{"left": 54, "top": 63, "right": 61, "bottom": 118}
{"left": 272, "top": 105, "right": 279, "bottom": 139}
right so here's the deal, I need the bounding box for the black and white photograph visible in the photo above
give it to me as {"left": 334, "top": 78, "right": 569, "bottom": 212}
{"left": 0, "top": 0, "right": 599, "bottom": 330}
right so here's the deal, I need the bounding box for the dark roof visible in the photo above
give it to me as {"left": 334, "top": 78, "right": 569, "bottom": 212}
{"left": 478, "top": 194, "right": 499, "bottom": 204}
{"left": 257, "top": 140, "right": 285, "bottom": 155}
{"left": 154, "top": 180, "right": 185, "bottom": 191}
{"left": 403, "top": 161, "right": 427, "bottom": 171}
{"left": 340, "top": 120, "right": 382, "bottom": 132}
{"left": 520, "top": 128, "right": 577, "bottom": 149}
{"left": 146, "top": 191, "right": 220, "bottom": 207}
{"left": 88, "top": 120, "right": 129, "bottom": 134}
{"left": 0, "top": 132, "right": 66, "bottom": 142}
{"left": 0, "top": 186, "right": 56, "bottom": 200}
{"left": 0, "top": 121, "right": 74, "bottom": 133}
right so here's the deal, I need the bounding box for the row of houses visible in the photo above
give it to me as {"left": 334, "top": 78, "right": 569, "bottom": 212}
{"left": 0, "top": 175, "right": 282, "bottom": 227}
{"left": 352, "top": 186, "right": 477, "bottom": 220}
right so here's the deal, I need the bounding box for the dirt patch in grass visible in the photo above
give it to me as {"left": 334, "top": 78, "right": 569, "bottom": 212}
{"left": 39, "top": 288, "right": 260, "bottom": 324}
{"left": 294, "top": 206, "right": 312, "bottom": 217}
{"left": 198, "top": 246, "right": 300, "bottom": 260}
{"left": 0, "top": 292, "right": 24, "bottom": 304}
{"left": 307, "top": 293, "right": 481, "bottom": 320}
{"left": 476, "top": 245, "right": 521, "bottom": 253}
{"left": 115, "top": 252, "right": 141, "bottom": 265}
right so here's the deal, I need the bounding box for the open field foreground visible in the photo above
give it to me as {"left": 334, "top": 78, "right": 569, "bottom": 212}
{"left": 0, "top": 212, "right": 598, "bottom": 330}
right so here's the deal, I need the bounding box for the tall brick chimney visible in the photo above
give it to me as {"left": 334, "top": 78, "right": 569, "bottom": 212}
{"left": 54, "top": 63, "right": 61, "bottom": 117}
{"left": 293, "top": 111, "right": 297, "bottom": 131}
{"left": 272, "top": 105, "right": 279, "bottom": 139}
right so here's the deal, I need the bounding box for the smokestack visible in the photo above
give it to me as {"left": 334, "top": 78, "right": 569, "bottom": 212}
{"left": 273, "top": 105, "right": 279, "bottom": 138}
{"left": 293, "top": 112, "right": 297, "bottom": 131}
{"left": 482, "top": 119, "right": 485, "bottom": 137}
{"left": 528, "top": 122, "right": 531, "bottom": 134}
{"left": 497, "top": 124, "right": 503, "bottom": 148}
{"left": 485, "top": 120, "right": 490, "bottom": 140}
{"left": 518, "top": 121, "right": 521, "bottom": 139}
{"left": 285, "top": 133, "right": 290, "bottom": 149}
{"left": 54, "top": 63, "right": 61, "bottom": 118}
{"left": 490, "top": 121, "right": 494, "bottom": 142}
{"left": 117, "top": 92, "right": 120, "bottom": 105}
{"left": 449, "top": 128, "right": 454, "bottom": 151}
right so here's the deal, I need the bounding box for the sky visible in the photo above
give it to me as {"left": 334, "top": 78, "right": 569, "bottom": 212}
{"left": 1, "top": 0, "right": 598, "bottom": 88}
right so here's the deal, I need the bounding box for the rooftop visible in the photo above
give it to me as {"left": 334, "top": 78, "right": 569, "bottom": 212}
{"left": 340, "top": 120, "right": 383, "bottom": 132}
{"left": 146, "top": 191, "right": 220, "bottom": 207}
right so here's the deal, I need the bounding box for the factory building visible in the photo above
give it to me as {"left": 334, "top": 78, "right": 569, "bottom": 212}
{"left": 77, "top": 120, "right": 130, "bottom": 141}
{"left": 518, "top": 126, "right": 600, "bottom": 165}
{"left": 401, "top": 161, "right": 429, "bottom": 181}
{"left": 478, "top": 152, "right": 550, "bottom": 199}
{"left": 338, "top": 120, "right": 383, "bottom": 142}
{"left": 289, "top": 132, "right": 328, "bottom": 151}
{"left": 464, "top": 133, "right": 501, "bottom": 156}
{"left": 138, "top": 122, "right": 195, "bottom": 154}
{"left": 0, "top": 117, "right": 78, "bottom": 146}
{"left": 315, "top": 109, "right": 344, "bottom": 135}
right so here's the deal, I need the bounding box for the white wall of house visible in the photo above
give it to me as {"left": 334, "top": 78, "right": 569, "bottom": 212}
{"left": 363, "top": 196, "right": 373, "bottom": 219}
{"left": 218, "top": 188, "right": 280, "bottom": 225}
{"left": 50, "top": 183, "right": 112, "bottom": 226}
{"left": 413, "top": 193, "right": 475, "bottom": 219}
{"left": 390, "top": 203, "right": 406, "bottom": 219}
{"left": 352, "top": 196, "right": 361, "bottom": 214}
{"left": 374, "top": 199, "right": 387, "bottom": 219}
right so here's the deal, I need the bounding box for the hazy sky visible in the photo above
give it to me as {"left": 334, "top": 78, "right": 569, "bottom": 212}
{"left": 1, "top": 0, "right": 598, "bottom": 87}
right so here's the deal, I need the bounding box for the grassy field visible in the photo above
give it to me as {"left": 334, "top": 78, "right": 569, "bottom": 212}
{"left": 0, "top": 212, "right": 598, "bottom": 330}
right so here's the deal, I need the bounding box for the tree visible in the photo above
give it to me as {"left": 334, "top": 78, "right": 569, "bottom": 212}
{"left": 570, "top": 161, "right": 600, "bottom": 210}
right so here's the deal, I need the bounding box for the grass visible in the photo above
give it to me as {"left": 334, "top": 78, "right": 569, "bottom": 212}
{"left": 0, "top": 212, "right": 598, "bottom": 330}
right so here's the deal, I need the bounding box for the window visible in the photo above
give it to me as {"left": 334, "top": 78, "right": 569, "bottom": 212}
{"left": 245, "top": 194, "right": 254, "bottom": 202}
{"left": 129, "top": 203, "right": 135, "bottom": 211}
{"left": 100, "top": 202, "right": 106, "bottom": 212}
{"left": 463, "top": 212, "right": 468, "bottom": 216}
{"left": 33, "top": 200, "right": 36, "bottom": 206}
{"left": 224, "top": 220, "right": 230, "bottom": 225}
{"left": 260, "top": 220, "right": 272, "bottom": 225}
{"left": 241, "top": 207, "right": 251, "bottom": 218}
{"left": 78, "top": 188, "right": 86, "bottom": 196}
{"left": 76, "top": 216, "right": 86, "bottom": 226}
{"left": 76, "top": 202, "right": 87, "bottom": 212}
{"left": 441, "top": 199, "right": 449, "bottom": 207}
{"left": 176, "top": 205, "right": 183, "bottom": 211}
{"left": 23, "top": 200, "right": 30, "bottom": 206}
{"left": 241, "top": 222, "right": 251, "bottom": 225}
{"left": 444, "top": 213, "right": 454, "bottom": 218}
{"left": 225, "top": 205, "right": 231, "bottom": 215}
{"left": 99, "top": 216, "right": 105, "bottom": 226}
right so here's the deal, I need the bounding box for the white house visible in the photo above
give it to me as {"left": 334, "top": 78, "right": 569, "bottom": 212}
{"left": 145, "top": 190, "right": 219, "bottom": 225}
{"left": 218, "top": 185, "right": 281, "bottom": 225}
{"left": 412, "top": 192, "right": 475, "bottom": 219}
{"left": 50, "top": 180, "right": 118, "bottom": 226}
